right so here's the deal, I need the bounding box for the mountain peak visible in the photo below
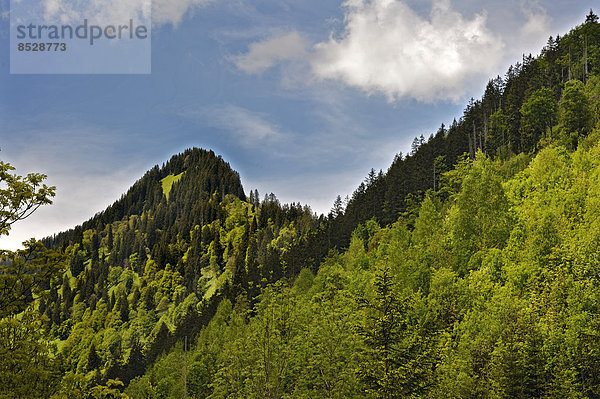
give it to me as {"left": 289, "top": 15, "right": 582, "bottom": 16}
{"left": 44, "top": 147, "right": 245, "bottom": 248}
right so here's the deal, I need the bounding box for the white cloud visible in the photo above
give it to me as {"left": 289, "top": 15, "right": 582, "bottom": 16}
{"left": 180, "top": 104, "right": 285, "bottom": 148}
{"left": 233, "top": 31, "right": 308, "bottom": 74}
{"left": 39, "top": 0, "right": 213, "bottom": 26}
{"left": 310, "top": 0, "right": 505, "bottom": 102}
{"left": 41, "top": 0, "right": 151, "bottom": 25}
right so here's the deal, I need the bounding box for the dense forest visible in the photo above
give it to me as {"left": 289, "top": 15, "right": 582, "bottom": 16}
{"left": 2, "top": 9, "right": 600, "bottom": 398}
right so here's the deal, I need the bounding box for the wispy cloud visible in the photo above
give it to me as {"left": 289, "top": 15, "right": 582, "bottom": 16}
{"left": 516, "top": 0, "right": 552, "bottom": 56}
{"left": 232, "top": 31, "right": 308, "bottom": 74}
{"left": 180, "top": 104, "right": 286, "bottom": 149}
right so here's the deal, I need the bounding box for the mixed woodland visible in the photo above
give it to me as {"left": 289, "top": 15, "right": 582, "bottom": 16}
{"left": 2, "top": 10, "right": 600, "bottom": 398}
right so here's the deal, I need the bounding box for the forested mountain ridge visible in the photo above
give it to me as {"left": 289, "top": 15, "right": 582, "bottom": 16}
{"left": 2, "top": 9, "right": 600, "bottom": 399}
{"left": 43, "top": 147, "right": 246, "bottom": 249}
{"left": 18, "top": 147, "right": 323, "bottom": 396}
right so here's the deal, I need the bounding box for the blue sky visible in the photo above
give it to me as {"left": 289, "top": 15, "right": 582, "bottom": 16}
{"left": 0, "top": 0, "right": 596, "bottom": 249}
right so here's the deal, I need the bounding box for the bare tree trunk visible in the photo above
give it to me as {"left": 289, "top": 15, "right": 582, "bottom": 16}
{"left": 569, "top": 45, "right": 572, "bottom": 81}
{"left": 483, "top": 111, "right": 489, "bottom": 155}
{"left": 584, "top": 35, "right": 589, "bottom": 82}
{"left": 472, "top": 121, "right": 478, "bottom": 158}
{"left": 468, "top": 126, "right": 474, "bottom": 159}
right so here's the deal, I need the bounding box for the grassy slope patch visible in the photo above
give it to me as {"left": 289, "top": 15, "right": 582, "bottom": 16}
{"left": 160, "top": 172, "right": 185, "bottom": 200}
